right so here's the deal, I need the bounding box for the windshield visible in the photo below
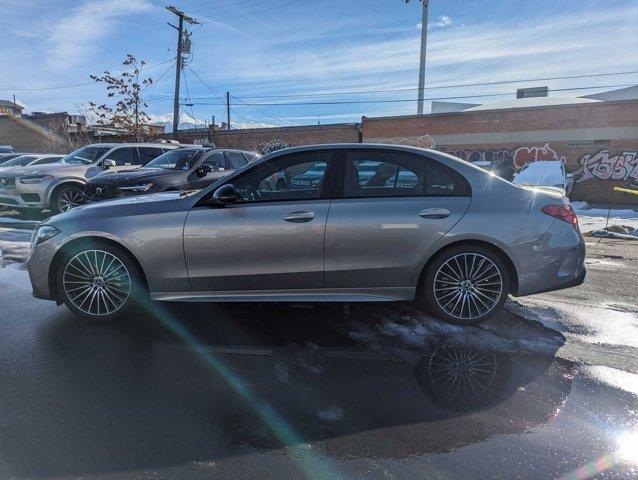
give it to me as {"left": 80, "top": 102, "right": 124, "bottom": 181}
{"left": 0, "top": 155, "right": 37, "bottom": 167}
{"left": 143, "top": 149, "right": 204, "bottom": 170}
{"left": 60, "top": 146, "right": 111, "bottom": 165}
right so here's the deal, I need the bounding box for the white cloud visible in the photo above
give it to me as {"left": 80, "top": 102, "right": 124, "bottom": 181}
{"left": 429, "top": 15, "right": 453, "bottom": 28}
{"left": 147, "top": 113, "right": 207, "bottom": 125}
{"left": 45, "top": 0, "right": 152, "bottom": 71}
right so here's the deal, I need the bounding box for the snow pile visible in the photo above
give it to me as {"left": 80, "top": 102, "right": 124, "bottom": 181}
{"left": 571, "top": 201, "right": 638, "bottom": 234}
{"left": 587, "top": 223, "right": 638, "bottom": 239}
{"left": 0, "top": 228, "right": 30, "bottom": 264}
{"left": 343, "top": 304, "right": 565, "bottom": 362}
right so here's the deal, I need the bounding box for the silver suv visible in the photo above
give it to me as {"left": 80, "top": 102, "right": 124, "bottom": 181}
{"left": 0, "top": 143, "right": 178, "bottom": 214}
{"left": 26, "top": 144, "right": 586, "bottom": 325}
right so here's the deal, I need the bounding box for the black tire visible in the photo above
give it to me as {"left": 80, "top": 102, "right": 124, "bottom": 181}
{"left": 56, "top": 240, "right": 147, "bottom": 321}
{"left": 422, "top": 245, "right": 510, "bottom": 326}
{"left": 51, "top": 184, "right": 85, "bottom": 214}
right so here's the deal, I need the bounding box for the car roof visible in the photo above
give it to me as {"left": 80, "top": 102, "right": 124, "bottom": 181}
{"left": 80, "top": 143, "right": 181, "bottom": 148}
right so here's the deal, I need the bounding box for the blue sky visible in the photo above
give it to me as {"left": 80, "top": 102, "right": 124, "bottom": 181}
{"left": 1, "top": 0, "right": 637, "bottom": 128}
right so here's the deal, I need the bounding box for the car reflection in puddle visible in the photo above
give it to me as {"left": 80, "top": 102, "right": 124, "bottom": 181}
{"left": 28, "top": 302, "right": 634, "bottom": 479}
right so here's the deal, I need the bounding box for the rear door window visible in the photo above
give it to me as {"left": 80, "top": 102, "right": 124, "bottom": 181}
{"left": 340, "top": 150, "right": 470, "bottom": 198}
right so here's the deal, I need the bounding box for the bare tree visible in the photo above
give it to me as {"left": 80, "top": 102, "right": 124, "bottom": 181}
{"left": 88, "top": 55, "right": 154, "bottom": 142}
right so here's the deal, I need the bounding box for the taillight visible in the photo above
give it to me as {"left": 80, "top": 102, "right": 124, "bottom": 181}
{"left": 542, "top": 204, "right": 578, "bottom": 227}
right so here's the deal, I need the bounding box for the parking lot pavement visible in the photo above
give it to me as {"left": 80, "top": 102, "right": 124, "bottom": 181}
{"left": 0, "top": 234, "right": 637, "bottom": 479}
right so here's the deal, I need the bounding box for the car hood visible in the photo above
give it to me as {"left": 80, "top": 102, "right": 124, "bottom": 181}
{"left": 47, "top": 190, "right": 200, "bottom": 230}
{"left": 90, "top": 168, "right": 170, "bottom": 184}
{"left": 9, "top": 162, "right": 89, "bottom": 177}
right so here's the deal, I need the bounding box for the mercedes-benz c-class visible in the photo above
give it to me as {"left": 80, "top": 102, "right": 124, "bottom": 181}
{"left": 26, "top": 144, "right": 586, "bottom": 325}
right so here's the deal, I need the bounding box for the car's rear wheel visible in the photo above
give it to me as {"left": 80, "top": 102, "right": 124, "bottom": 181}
{"left": 52, "top": 184, "right": 85, "bottom": 214}
{"left": 422, "top": 245, "right": 510, "bottom": 325}
{"left": 56, "top": 242, "right": 145, "bottom": 320}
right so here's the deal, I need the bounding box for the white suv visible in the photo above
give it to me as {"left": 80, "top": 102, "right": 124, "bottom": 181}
{"left": 0, "top": 143, "right": 178, "bottom": 214}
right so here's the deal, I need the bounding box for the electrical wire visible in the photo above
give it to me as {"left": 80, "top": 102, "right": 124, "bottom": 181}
{"left": 183, "top": 83, "right": 636, "bottom": 107}
{"left": 231, "top": 94, "right": 294, "bottom": 126}
{"left": 232, "top": 70, "right": 638, "bottom": 99}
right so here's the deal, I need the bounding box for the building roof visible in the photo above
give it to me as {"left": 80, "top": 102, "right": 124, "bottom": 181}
{"left": 582, "top": 85, "right": 638, "bottom": 101}
{"left": 0, "top": 100, "right": 24, "bottom": 110}
{"left": 462, "top": 96, "right": 601, "bottom": 112}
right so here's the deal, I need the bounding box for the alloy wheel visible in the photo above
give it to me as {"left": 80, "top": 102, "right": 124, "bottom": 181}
{"left": 58, "top": 189, "right": 84, "bottom": 212}
{"left": 433, "top": 253, "right": 503, "bottom": 321}
{"left": 63, "top": 250, "right": 131, "bottom": 316}
{"left": 428, "top": 346, "right": 497, "bottom": 398}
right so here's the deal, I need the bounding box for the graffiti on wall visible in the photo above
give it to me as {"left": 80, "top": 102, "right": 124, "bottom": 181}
{"left": 445, "top": 143, "right": 565, "bottom": 170}
{"left": 573, "top": 150, "right": 638, "bottom": 184}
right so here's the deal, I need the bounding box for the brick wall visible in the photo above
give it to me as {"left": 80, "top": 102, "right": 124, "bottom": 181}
{"left": 173, "top": 123, "right": 361, "bottom": 151}
{"left": 0, "top": 115, "right": 69, "bottom": 153}
{"left": 362, "top": 100, "right": 638, "bottom": 204}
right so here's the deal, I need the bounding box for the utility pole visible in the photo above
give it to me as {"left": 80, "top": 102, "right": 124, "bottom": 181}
{"left": 167, "top": 5, "right": 199, "bottom": 140}
{"left": 407, "top": 0, "right": 429, "bottom": 115}
{"left": 226, "top": 92, "right": 231, "bottom": 130}
{"left": 417, "top": 0, "right": 429, "bottom": 115}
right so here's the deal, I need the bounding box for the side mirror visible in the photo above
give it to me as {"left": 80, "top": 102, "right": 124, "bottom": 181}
{"left": 102, "top": 159, "right": 116, "bottom": 169}
{"left": 196, "top": 164, "right": 213, "bottom": 177}
{"left": 212, "top": 184, "right": 239, "bottom": 205}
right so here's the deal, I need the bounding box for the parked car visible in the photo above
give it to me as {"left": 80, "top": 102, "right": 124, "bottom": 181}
{"left": 26, "top": 144, "right": 585, "bottom": 325}
{"left": 0, "top": 152, "right": 26, "bottom": 164}
{"left": 0, "top": 145, "right": 14, "bottom": 153}
{"left": 512, "top": 160, "right": 574, "bottom": 195}
{"left": 0, "top": 143, "right": 178, "bottom": 214}
{"left": 84, "top": 147, "right": 259, "bottom": 201}
{"left": 0, "top": 154, "right": 63, "bottom": 173}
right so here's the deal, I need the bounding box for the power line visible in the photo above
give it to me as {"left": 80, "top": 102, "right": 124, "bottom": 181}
{"left": 199, "top": 0, "right": 304, "bottom": 22}
{"left": 232, "top": 70, "right": 638, "bottom": 99}
{"left": 231, "top": 94, "right": 294, "bottom": 126}
{"left": 184, "top": 83, "right": 635, "bottom": 107}
{"left": 0, "top": 58, "right": 177, "bottom": 92}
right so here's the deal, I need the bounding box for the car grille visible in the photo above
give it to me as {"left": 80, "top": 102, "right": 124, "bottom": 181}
{"left": 85, "top": 183, "right": 119, "bottom": 200}
{"left": 0, "top": 177, "right": 15, "bottom": 189}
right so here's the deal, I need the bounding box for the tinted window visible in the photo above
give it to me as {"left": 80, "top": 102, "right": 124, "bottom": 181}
{"left": 1, "top": 155, "right": 38, "bottom": 167}
{"left": 138, "top": 147, "right": 165, "bottom": 165}
{"left": 232, "top": 151, "right": 333, "bottom": 203}
{"left": 106, "top": 147, "right": 136, "bottom": 166}
{"left": 341, "top": 151, "right": 469, "bottom": 198}
{"left": 61, "top": 146, "right": 111, "bottom": 165}
{"left": 227, "top": 151, "right": 248, "bottom": 169}
{"left": 201, "top": 151, "right": 226, "bottom": 170}
{"left": 143, "top": 149, "right": 204, "bottom": 170}
{"left": 243, "top": 152, "right": 259, "bottom": 163}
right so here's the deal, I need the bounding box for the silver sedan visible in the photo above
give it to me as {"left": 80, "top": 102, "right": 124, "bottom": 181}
{"left": 26, "top": 144, "right": 585, "bottom": 325}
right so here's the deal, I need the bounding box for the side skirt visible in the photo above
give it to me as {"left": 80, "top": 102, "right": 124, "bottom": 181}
{"left": 151, "top": 287, "right": 416, "bottom": 303}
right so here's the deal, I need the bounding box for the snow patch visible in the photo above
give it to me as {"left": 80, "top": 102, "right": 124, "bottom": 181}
{"left": 583, "top": 366, "right": 638, "bottom": 396}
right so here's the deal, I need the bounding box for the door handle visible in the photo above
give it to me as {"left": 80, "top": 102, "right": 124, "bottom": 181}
{"left": 284, "top": 211, "right": 315, "bottom": 223}
{"left": 419, "top": 208, "right": 450, "bottom": 219}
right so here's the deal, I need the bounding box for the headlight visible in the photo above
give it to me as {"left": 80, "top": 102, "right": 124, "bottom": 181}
{"left": 20, "top": 175, "right": 54, "bottom": 184}
{"left": 31, "top": 225, "right": 61, "bottom": 247}
{"left": 117, "top": 182, "right": 154, "bottom": 192}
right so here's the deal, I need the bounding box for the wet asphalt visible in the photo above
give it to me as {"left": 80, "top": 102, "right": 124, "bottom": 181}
{"left": 1, "top": 242, "right": 637, "bottom": 479}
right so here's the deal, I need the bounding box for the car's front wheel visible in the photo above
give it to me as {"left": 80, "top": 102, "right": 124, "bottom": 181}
{"left": 52, "top": 184, "right": 85, "bottom": 214}
{"left": 56, "top": 242, "right": 145, "bottom": 320}
{"left": 422, "top": 245, "right": 510, "bottom": 325}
